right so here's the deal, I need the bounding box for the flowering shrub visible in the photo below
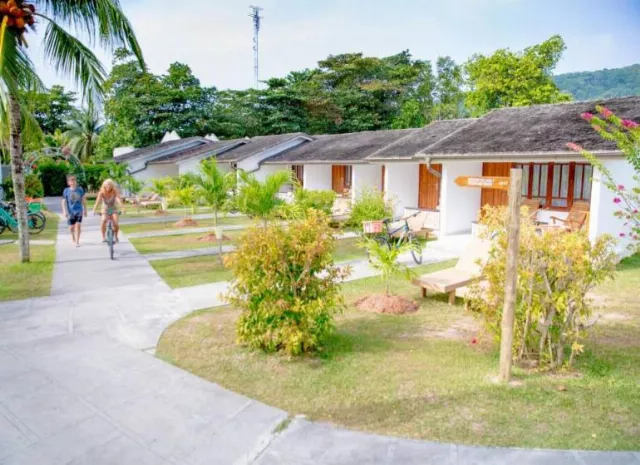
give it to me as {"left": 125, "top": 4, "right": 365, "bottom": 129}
{"left": 467, "top": 206, "right": 616, "bottom": 370}
{"left": 568, "top": 106, "right": 640, "bottom": 245}
{"left": 346, "top": 188, "right": 392, "bottom": 228}
{"left": 224, "top": 210, "right": 350, "bottom": 355}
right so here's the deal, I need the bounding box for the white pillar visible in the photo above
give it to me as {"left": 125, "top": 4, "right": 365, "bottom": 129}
{"left": 351, "top": 164, "right": 383, "bottom": 201}
{"left": 589, "top": 159, "right": 635, "bottom": 257}
{"left": 303, "top": 164, "right": 332, "bottom": 191}
{"left": 440, "top": 161, "right": 483, "bottom": 236}
{"left": 384, "top": 162, "right": 419, "bottom": 216}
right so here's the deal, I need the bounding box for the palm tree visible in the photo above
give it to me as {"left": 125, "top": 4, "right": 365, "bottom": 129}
{"left": 64, "top": 105, "right": 101, "bottom": 162}
{"left": 236, "top": 170, "right": 291, "bottom": 228}
{"left": 0, "top": 1, "right": 143, "bottom": 262}
{"left": 360, "top": 237, "right": 416, "bottom": 296}
{"left": 196, "top": 159, "right": 236, "bottom": 227}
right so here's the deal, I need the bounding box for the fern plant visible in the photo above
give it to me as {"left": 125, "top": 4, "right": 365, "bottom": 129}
{"left": 360, "top": 237, "right": 416, "bottom": 296}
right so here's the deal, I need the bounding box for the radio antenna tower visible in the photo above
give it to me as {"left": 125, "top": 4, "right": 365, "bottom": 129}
{"left": 249, "top": 5, "right": 263, "bottom": 89}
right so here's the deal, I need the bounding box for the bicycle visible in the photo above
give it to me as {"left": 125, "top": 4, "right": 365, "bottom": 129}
{"left": 103, "top": 210, "right": 123, "bottom": 260}
{"left": 0, "top": 201, "right": 46, "bottom": 236}
{"left": 362, "top": 211, "right": 424, "bottom": 265}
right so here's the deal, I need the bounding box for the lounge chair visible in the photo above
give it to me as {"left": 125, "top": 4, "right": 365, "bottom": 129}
{"left": 139, "top": 194, "right": 163, "bottom": 209}
{"left": 404, "top": 211, "right": 436, "bottom": 240}
{"left": 522, "top": 198, "right": 543, "bottom": 223}
{"left": 412, "top": 238, "right": 492, "bottom": 305}
{"left": 550, "top": 201, "right": 590, "bottom": 232}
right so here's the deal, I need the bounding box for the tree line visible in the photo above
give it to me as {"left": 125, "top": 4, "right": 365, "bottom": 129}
{"left": 9, "top": 34, "right": 572, "bottom": 164}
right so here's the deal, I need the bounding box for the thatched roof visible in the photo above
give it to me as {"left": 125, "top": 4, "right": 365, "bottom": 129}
{"left": 366, "top": 119, "right": 475, "bottom": 160}
{"left": 264, "top": 128, "right": 415, "bottom": 164}
{"left": 150, "top": 139, "right": 245, "bottom": 164}
{"left": 115, "top": 137, "right": 208, "bottom": 163}
{"left": 422, "top": 96, "right": 640, "bottom": 159}
{"left": 215, "top": 133, "right": 312, "bottom": 163}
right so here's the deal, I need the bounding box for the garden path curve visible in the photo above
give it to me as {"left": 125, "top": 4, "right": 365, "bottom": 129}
{"left": 0, "top": 198, "right": 637, "bottom": 465}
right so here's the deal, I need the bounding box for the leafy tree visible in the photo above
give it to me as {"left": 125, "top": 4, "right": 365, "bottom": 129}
{"left": 124, "top": 176, "right": 144, "bottom": 209}
{"left": 149, "top": 177, "right": 173, "bottom": 211}
{"left": 360, "top": 237, "right": 416, "bottom": 296}
{"left": 554, "top": 64, "right": 640, "bottom": 101}
{"left": 0, "top": 0, "right": 143, "bottom": 262}
{"left": 236, "top": 170, "right": 291, "bottom": 227}
{"left": 465, "top": 35, "right": 571, "bottom": 116}
{"left": 195, "top": 159, "right": 235, "bottom": 226}
{"left": 64, "top": 105, "right": 101, "bottom": 161}
{"left": 104, "top": 161, "right": 130, "bottom": 188}
{"left": 432, "top": 56, "right": 466, "bottom": 120}
{"left": 23, "top": 85, "right": 77, "bottom": 134}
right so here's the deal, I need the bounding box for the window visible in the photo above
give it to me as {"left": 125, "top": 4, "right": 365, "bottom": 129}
{"left": 514, "top": 162, "right": 591, "bottom": 209}
{"left": 344, "top": 165, "right": 353, "bottom": 189}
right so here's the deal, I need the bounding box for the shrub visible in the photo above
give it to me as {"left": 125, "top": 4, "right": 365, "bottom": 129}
{"left": 225, "top": 210, "right": 350, "bottom": 355}
{"left": 293, "top": 188, "right": 336, "bottom": 216}
{"left": 83, "top": 164, "right": 109, "bottom": 192}
{"left": 1, "top": 178, "right": 13, "bottom": 200}
{"left": 346, "top": 188, "right": 392, "bottom": 228}
{"left": 1, "top": 174, "right": 44, "bottom": 200}
{"left": 36, "top": 161, "right": 70, "bottom": 196}
{"left": 360, "top": 236, "right": 416, "bottom": 296}
{"left": 467, "top": 205, "right": 616, "bottom": 370}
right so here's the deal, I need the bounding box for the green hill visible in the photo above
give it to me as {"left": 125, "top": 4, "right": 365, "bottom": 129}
{"left": 554, "top": 64, "right": 640, "bottom": 101}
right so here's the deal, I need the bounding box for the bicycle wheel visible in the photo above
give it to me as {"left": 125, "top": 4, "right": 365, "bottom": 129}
{"left": 27, "top": 213, "right": 46, "bottom": 235}
{"left": 107, "top": 223, "right": 115, "bottom": 260}
{"left": 408, "top": 232, "right": 423, "bottom": 265}
{"left": 0, "top": 218, "right": 5, "bottom": 235}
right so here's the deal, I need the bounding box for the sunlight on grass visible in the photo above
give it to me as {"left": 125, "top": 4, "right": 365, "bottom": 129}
{"left": 151, "top": 255, "right": 233, "bottom": 288}
{"left": 120, "top": 216, "right": 254, "bottom": 235}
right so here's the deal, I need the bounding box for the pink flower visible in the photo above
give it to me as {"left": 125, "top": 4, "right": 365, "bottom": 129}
{"left": 617, "top": 185, "right": 625, "bottom": 191}
{"left": 613, "top": 198, "right": 622, "bottom": 204}
{"left": 566, "top": 142, "right": 584, "bottom": 152}
{"left": 622, "top": 119, "right": 639, "bottom": 129}
{"left": 619, "top": 233, "right": 626, "bottom": 237}
{"left": 633, "top": 209, "right": 639, "bottom": 214}
{"left": 581, "top": 112, "right": 594, "bottom": 121}
{"left": 471, "top": 337, "right": 478, "bottom": 345}
{"left": 600, "top": 107, "right": 613, "bottom": 118}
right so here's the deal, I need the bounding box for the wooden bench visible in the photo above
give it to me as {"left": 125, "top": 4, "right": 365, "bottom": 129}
{"left": 550, "top": 201, "right": 590, "bottom": 232}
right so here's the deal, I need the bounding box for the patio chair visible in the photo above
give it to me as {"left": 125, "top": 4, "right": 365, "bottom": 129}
{"left": 139, "top": 194, "right": 163, "bottom": 209}
{"left": 550, "top": 201, "right": 590, "bottom": 232}
{"left": 412, "top": 238, "right": 492, "bottom": 305}
{"left": 522, "top": 198, "right": 543, "bottom": 224}
{"left": 403, "top": 211, "right": 435, "bottom": 240}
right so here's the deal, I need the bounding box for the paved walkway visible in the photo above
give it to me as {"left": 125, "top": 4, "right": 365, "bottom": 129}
{"left": 0, "top": 199, "right": 636, "bottom": 464}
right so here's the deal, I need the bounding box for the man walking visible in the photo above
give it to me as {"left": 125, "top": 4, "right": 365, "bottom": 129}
{"left": 61, "top": 175, "right": 87, "bottom": 247}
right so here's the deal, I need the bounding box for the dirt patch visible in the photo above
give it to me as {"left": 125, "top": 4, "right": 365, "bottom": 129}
{"left": 355, "top": 294, "right": 419, "bottom": 315}
{"left": 174, "top": 218, "right": 199, "bottom": 228}
{"left": 154, "top": 210, "right": 169, "bottom": 216}
{"left": 197, "top": 233, "right": 232, "bottom": 242}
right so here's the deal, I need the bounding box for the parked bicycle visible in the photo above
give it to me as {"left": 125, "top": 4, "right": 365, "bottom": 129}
{"left": 362, "top": 211, "right": 424, "bottom": 264}
{"left": 0, "top": 201, "right": 46, "bottom": 236}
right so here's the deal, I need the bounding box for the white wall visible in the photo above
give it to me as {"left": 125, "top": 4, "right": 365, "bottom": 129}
{"left": 589, "top": 159, "right": 635, "bottom": 256}
{"left": 303, "top": 164, "right": 332, "bottom": 191}
{"left": 178, "top": 158, "right": 232, "bottom": 176}
{"left": 132, "top": 164, "right": 178, "bottom": 186}
{"left": 440, "top": 161, "right": 483, "bottom": 236}
{"left": 351, "top": 164, "right": 383, "bottom": 201}
{"left": 384, "top": 163, "right": 419, "bottom": 216}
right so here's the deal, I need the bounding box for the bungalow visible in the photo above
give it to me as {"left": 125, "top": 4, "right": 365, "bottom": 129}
{"left": 411, "top": 96, "right": 640, "bottom": 255}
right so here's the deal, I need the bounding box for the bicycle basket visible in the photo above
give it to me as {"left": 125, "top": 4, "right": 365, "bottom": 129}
{"left": 28, "top": 201, "right": 42, "bottom": 213}
{"left": 362, "top": 220, "right": 384, "bottom": 234}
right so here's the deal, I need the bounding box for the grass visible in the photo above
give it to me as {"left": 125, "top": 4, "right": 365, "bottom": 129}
{"left": 120, "top": 216, "right": 254, "bottom": 235}
{"left": 157, "top": 258, "right": 640, "bottom": 451}
{"left": 151, "top": 255, "right": 233, "bottom": 288}
{"left": 130, "top": 230, "right": 243, "bottom": 255}
{"left": 334, "top": 237, "right": 367, "bottom": 263}
{"left": 0, "top": 215, "right": 59, "bottom": 301}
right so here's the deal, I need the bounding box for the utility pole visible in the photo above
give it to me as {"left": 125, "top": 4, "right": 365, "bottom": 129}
{"left": 248, "top": 5, "right": 263, "bottom": 89}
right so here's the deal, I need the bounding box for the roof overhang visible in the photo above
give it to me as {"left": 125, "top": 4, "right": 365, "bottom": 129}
{"left": 415, "top": 150, "right": 624, "bottom": 164}
{"left": 221, "top": 135, "right": 315, "bottom": 163}
{"left": 263, "top": 159, "right": 372, "bottom": 165}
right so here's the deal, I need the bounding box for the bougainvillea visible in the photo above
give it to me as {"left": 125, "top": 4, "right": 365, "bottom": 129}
{"left": 568, "top": 105, "right": 640, "bottom": 247}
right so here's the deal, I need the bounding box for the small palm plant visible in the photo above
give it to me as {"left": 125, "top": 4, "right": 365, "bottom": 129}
{"left": 168, "top": 175, "right": 199, "bottom": 223}
{"left": 124, "top": 176, "right": 144, "bottom": 212}
{"left": 150, "top": 177, "right": 173, "bottom": 212}
{"left": 236, "top": 170, "right": 291, "bottom": 227}
{"left": 196, "top": 159, "right": 236, "bottom": 227}
{"left": 360, "top": 237, "right": 416, "bottom": 296}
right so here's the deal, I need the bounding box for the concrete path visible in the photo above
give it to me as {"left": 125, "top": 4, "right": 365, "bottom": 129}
{"left": 144, "top": 245, "right": 236, "bottom": 262}
{"left": 0, "top": 198, "right": 636, "bottom": 464}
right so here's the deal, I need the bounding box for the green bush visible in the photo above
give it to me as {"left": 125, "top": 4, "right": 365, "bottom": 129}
{"left": 36, "top": 161, "right": 70, "bottom": 196}
{"left": 346, "top": 188, "right": 392, "bottom": 228}
{"left": 293, "top": 188, "right": 336, "bottom": 215}
{"left": 83, "top": 164, "right": 109, "bottom": 192}
{"left": 225, "top": 210, "right": 349, "bottom": 355}
{"left": 0, "top": 174, "right": 44, "bottom": 200}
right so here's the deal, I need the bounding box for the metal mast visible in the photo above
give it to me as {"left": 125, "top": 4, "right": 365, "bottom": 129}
{"left": 248, "top": 5, "right": 263, "bottom": 89}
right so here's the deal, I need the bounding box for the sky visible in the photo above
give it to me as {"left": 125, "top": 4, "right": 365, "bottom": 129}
{"left": 31, "top": 0, "right": 640, "bottom": 92}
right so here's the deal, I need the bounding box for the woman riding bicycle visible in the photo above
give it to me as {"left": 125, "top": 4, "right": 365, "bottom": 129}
{"left": 93, "top": 179, "right": 123, "bottom": 243}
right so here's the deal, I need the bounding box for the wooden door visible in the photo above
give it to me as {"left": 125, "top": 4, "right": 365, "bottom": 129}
{"left": 418, "top": 164, "right": 442, "bottom": 210}
{"left": 480, "top": 162, "right": 511, "bottom": 207}
{"left": 381, "top": 165, "right": 386, "bottom": 192}
{"left": 332, "top": 165, "right": 346, "bottom": 194}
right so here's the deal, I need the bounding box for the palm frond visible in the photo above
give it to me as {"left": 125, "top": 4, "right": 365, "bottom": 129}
{"left": 34, "top": 0, "right": 145, "bottom": 67}
{"left": 38, "top": 15, "right": 106, "bottom": 103}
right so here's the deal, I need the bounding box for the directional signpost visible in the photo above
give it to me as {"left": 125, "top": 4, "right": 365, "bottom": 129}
{"left": 455, "top": 170, "right": 522, "bottom": 383}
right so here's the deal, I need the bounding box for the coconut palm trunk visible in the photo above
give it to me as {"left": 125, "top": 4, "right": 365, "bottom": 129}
{"left": 8, "top": 93, "right": 29, "bottom": 262}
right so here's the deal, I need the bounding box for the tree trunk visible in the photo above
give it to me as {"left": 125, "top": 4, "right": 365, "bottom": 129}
{"left": 8, "top": 93, "right": 30, "bottom": 263}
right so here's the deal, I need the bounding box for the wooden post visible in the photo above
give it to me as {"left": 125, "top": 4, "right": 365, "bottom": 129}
{"left": 498, "top": 168, "right": 522, "bottom": 383}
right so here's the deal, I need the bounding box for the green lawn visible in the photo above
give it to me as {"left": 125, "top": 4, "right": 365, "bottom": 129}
{"left": 120, "top": 216, "right": 254, "bottom": 235}
{"left": 334, "top": 237, "right": 367, "bottom": 263}
{"left": 151, "top": 255, "right": 233, "bottom": 288}
{"left": 0, "top": 215, "right": 59, "bottom": 301}
{"left": 131, "top": 230, "right": 243, "bottom": 255}
{"left": 157, "top": 257, "right": 640, "bottom": 451}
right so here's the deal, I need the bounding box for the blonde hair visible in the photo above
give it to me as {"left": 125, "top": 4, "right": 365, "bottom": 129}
{"left": 99, "top": 179, "right": 118, "bottom": 196}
